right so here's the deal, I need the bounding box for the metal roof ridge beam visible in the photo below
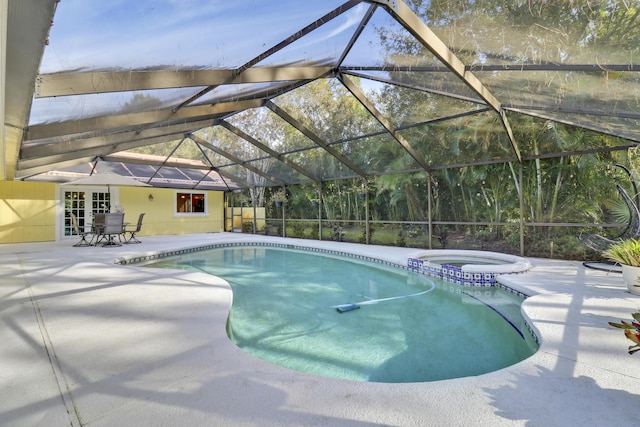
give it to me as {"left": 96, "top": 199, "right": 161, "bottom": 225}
{"left": 35, "top": 67, "right": 335, "bottom": 98}
{"left": 217, "top": 120, "right": 320, "bottom": 183}
{"left": 240, "top": 0, "right": 362, "bottom": 72}
{"left": 370, "top": 0, "right": 522, "bottom": 162}
{"left": 26, "top": 99, "right": 263, "bottom": 141}
{"left": 342, "top": 70, "right": 485, "bottom": 105}
{"left": 508, "top": 108, "right": 640, "bottom": 145}
{"left": 188, "top": 133, "right": 284, "bottom": 186}
{"left": 342, "top": 64, "right": 640, "bottom": 72}
{"left": 338, "top": 73, "right": 431, "bottom": 172}
{"left": 337, "top": 3, "right": 378, "bottom": 67}
{"left": 505, "top": 104, "right": 640, "bottom": 120}
{"left": 264, "top": 100, "right": 368, "bottom": 178}
{"left": 370, "top": 0, "right": 499, "bottom": 110}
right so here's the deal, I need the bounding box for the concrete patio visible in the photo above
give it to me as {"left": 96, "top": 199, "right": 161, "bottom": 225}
{"left": 1, "top": 233, "right": 639, "bottom": 426}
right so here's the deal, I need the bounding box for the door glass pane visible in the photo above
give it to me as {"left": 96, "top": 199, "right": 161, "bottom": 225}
{"left": 64, "top": 191, "right": 86, "bottom": 236}
{"left": 91, "top": 192, "right": 111, "bottom": 216}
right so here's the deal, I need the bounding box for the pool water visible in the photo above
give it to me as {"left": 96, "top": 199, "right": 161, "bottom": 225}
{"left": 144, "top": 246, "right": 537, "bottom": 383}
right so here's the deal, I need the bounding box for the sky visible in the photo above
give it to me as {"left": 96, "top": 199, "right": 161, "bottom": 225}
{"left": 40, "top": 0, "right": 378, "bottom": 73}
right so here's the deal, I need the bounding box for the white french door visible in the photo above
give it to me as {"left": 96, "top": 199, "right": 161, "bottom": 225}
{"left": 61, "top": 189, "right": 112, "bottom": 239}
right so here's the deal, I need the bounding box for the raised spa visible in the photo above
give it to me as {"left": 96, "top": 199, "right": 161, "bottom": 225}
{"left": 143, "top": 244, "right": 538, "bottom": 383}
{"left": 408, "top": 250, "right": 531, "bottom": 287}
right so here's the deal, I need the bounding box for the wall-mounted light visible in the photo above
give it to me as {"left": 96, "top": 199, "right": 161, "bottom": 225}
{"left": 148, "top": 194, "right": 154, "bottom": 202}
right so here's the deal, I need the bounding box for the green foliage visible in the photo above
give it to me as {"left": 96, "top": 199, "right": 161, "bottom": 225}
{"left": 290, "top": 222, "right": 305, "bottom": 238}
{"left": 269, "top": 189, "right": 288, "bottom": 204}
{"left": 603, "top": 239, "right": 640, "bottom": 267}
{"left": 309, "top": 225, "right": 319, "bottom": 240}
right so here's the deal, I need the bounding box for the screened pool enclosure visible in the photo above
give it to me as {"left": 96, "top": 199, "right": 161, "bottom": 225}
{"left": 4, "top": 0, "right": 640, "bottom": 258}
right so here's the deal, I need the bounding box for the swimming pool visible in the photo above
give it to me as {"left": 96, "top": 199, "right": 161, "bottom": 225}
{"left": 143, "top": 245, "right": 538, "bottom": 383}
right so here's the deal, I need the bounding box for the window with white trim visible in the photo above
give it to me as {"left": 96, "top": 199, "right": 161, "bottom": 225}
{"left": 176, "top": 192, "right": 207, "bottom": 214}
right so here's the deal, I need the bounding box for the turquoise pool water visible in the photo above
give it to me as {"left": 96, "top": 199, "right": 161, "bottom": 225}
{"left": 144, "top": 246, "right": 537, "bottom": 383}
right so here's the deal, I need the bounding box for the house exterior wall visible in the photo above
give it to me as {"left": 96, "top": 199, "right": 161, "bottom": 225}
{"left": 0, "top": 181, "right": 57, "bottom": 243}
{"left": 0, "top": 181, "right": 225, "bottom": 244}
{"left": 119, "top": 187, "right": 225, "bottom": 236}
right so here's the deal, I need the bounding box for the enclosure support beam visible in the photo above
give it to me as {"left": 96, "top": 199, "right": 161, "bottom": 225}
{"left": 217, "top": 120, "right": 320, "bottom": 183}
{"left": 281, "top": 186, "right": 287, "bottom": 238}
{"left": 18, "top": 130, "right": 199, "bottom": 171}
{"left": 338, "top": 73, "right": 432, "bottom": 172}
{"left": 172, "top": 0, "right": 361, "bottom": 111}
{"left": 365, "top": 190, "right": 370, "bottom": 244}
{"left": 252, "top": 189, "right": 258, "bottom": 234}
{"left": 145, "top": 136, "right": 186, "bottom": 184}
{"left": 343, "top": 70, "right": 485, "bottom": 105}
{"left": 371, "top": 0, "right": 522, "bottom": 163}
{"left": 318, "top": 181, "right": 323, "bottom": 241}
{"left": 0, "top": 0, "right": 6, "bottom": 180}
{"left": 25, "top": 99, "right": 263, "bottom": 142}
{"left": 35, "top": 66, "right": 334, "bottom": 97}
{"left": 21, "top": 117, "right": 223, "bottom": 160}
{"left": 105, "top": 142, "right": 253, "bottom": 188}
{"left": 189, "top": 133, "right": 284, "bottom": 186}
{"left": 428, "top": 174, "right": 433, "bottom": 250}
{"left": 519, "top": 162, "right": 525, "bottom": 256}
{"left": 228, "top": 193, "right": 233, "bottom": 232}
{"left": 15, "top": 156, "right": 97, "bottom": 179}
{"left": 265, "top": 100, "right": 368, "bottom": 178}
{"left": 337, "top": 3, "right": 378, "bottom": 67}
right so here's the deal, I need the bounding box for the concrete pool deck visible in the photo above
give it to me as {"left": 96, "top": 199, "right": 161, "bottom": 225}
{"left": 1, "top": 232, "right": 639, "bottom": 426}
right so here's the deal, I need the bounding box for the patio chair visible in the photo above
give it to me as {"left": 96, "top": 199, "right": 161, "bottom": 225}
{"left": 92, "top": 213, "right": 106, "bottom": 245}
{"left": 101, "top": 213, "right": 124, "bottom": 247}
{"left": 123, "top": 213, "right": 145, "bottom": 244}
{"left": 70, "top": 213, "right": 93, "bottom": 247}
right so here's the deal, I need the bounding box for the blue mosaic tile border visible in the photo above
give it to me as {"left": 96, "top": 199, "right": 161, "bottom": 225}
{"left": 496, "top": 282, "right": 530, "bottom": 300}
{"left": 407, "top": 257, "right": 529, "bottom": 296}
{"left": 116, "top": 241, "right": 407, "bottom": 271}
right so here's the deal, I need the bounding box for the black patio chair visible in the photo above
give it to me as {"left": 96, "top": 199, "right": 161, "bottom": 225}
{"left": 123, "top": 213, "right": 145, "bottom": 244}
{"left": 70, "top": 213, "right": 93, "bottom": 247}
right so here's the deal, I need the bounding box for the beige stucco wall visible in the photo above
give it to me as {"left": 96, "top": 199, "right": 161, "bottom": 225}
{"left": 0, "top": 181, "right": 225, "bottom": 244}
